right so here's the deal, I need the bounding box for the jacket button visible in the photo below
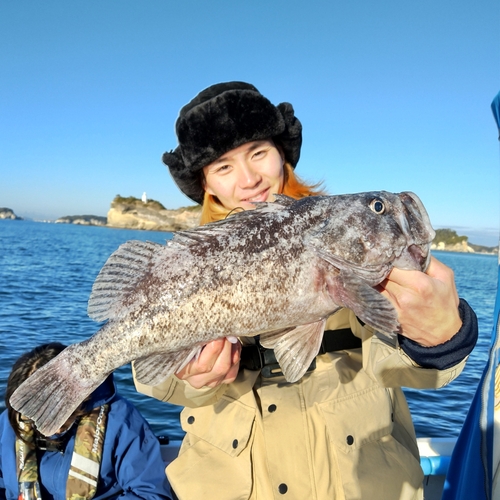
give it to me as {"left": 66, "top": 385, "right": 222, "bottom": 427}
{"left": 187, "top": 416, "right": 195, "bottom": 424}
{"left": 232, "top": 439, "right": 238, "bottom": 449}
{"left": 278, "top": 483, "right": 288, "bottom": 494}
{"left": 346, "top": 435, "right": 354, "bottom": 445}
{"left": 268, "top": 404, "right": 277, "bottom": 413}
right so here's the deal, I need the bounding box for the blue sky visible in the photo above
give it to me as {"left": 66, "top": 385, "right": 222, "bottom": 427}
{"left": 1, "top": 1, "right": 499, "bottom": 246}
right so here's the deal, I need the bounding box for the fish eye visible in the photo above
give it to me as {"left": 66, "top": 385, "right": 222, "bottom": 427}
{"left": 369, "top": 198, "right": 385, "bottom": 214}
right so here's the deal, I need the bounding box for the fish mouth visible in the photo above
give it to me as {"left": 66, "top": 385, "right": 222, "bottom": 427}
{"left": 393, "top": 243, "right": 431, "bottom": 272}
{"left": 400, "top": 192, "right": 436, "bottom": 245}
{"left": 392, "top": 192, "right": 434, "bottom": 272}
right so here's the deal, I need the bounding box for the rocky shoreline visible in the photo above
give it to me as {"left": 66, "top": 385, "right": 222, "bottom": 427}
{"left": 56, "top": 215, "right": 107, "bottom": 226}
{"left": 106, "top": 196, "right": 201, "bottom": 231}
{"left": 0, "top": 198, "right": 201, "bottom": 232}
{"left": 431, "top": 242, "right": 498, "bottom": 255}
{"left": 431, "top": 229, "right": 498, "bottom": 255}
{"left": 0, "top": 207, "right": 23, "bottom": 220}
{"left": 1, "top": 203, "right": 497, "bottom": 254}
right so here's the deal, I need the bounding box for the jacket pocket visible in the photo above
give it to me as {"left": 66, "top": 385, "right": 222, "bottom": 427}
{"left": 319, "top": 384, "right": 394, "bottom": 454}
{"left": 180, "top": 396, "right": 255, "bottom": 457}
{"left": 168, "top": 399, "right": 256, "bottom": 500}
{"left": 319, "top": 385, "right": 423, "bottom": 498}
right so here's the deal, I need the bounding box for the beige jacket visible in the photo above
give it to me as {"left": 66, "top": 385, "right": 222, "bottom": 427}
{"left": 135, "top": 309, "right": 467, "bottom": 500}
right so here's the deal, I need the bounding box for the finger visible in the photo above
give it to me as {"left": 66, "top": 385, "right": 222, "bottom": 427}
{"left": 425, "top": 256, "right": 456, "bottom": 284}
{"left": 194, "top": 338, "right": 227, "bottom": 372}
{"left": 206, "top": 340, "right": 241, "bottom": 386}
{"left": 231, "top": 341, "right": 242, "bottom": 364}
{"left": 209, "top": 338, "right": 238, "bottom": 378}
{"left": 176, "top": 338, "right": 226, "bottom": 379}
{"left": 185, "top": 339, "right": 238, "bottom": 388}
{"left": 383, "top": 267, "right": 420, "bottom": 289}
{"left": 221, "top": 342, "right": 242, "bottom": 385}
{"left": 221, "top": 362, "right": 241, "bottom": 385}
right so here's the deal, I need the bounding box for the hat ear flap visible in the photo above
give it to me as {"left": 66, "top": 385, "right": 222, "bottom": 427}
{"left": 277, "top": 102, "right": 301, "bottom": 138}
{"left": 276, "top": 102, "right": 302, "bottom": 168}
{"left": 162, "top": 149, "right": 204, "bottom": 204}
{"left": 162, "top": 149, "right": 184, "bottom": 172}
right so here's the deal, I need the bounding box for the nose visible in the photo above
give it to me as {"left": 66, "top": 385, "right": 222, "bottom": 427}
{"left": 238, "top": 161, "right": 262, "bottom": 188}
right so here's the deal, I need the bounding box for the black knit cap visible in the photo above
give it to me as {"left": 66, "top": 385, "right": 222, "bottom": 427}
{"left": 162, "top": 81, "right": 302, "bottom": 204}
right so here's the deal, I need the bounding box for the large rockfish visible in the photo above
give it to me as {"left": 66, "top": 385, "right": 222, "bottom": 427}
{"left": 11, "top": 192, "right": 435, "bottom": 436}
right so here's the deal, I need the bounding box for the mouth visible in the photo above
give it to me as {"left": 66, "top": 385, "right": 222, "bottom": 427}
{"left": 241, "top": 188, "right": 270, "bottom": 204}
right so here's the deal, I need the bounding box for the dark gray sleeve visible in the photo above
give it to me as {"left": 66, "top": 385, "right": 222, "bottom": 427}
{"left": 397, "top": 298, "right": 478, "bottom": 370}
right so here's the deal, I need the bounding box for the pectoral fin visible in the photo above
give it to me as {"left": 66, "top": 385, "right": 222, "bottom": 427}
{"left": 260, "top": 320, "right": 326, "bottom": 383}
{"left": 258, "top": 327, "right": 295, "bottom": 349}
{"left": 326, "top": 270, "right": 400, "bottom": 337}
{"left": 133, "top": 345, "right": 202, "bottom": 385}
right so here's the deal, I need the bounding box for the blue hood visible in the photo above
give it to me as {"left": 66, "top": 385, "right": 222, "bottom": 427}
{"left": 492, "top": 91, "right": 500, "bottom": 138}
{"left": 443, "top": 91, "right": 500, "bottom": 499}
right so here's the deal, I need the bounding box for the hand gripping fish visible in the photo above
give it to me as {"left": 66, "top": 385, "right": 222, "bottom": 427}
{"left": 11, "top": 192, "right": 435, "bottom": 435}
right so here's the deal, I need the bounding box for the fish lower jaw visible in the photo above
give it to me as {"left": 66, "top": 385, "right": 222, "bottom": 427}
{"left": 393, "top": 244, "right": 430, "bottom": 272}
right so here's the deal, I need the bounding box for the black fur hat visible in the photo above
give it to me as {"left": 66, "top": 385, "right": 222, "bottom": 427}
{"left": 162, "top": 82, "right": 302, "bottom": 204}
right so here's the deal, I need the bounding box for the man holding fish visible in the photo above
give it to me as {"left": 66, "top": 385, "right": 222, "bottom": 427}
{"left": 138, "top": 82, "right": 478, "bottom": 499}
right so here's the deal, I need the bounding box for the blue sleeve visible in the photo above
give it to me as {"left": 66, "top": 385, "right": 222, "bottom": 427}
{"left": 0, "top": 454, "right": 7, "bottom": 500}
{"left": 398, "top": 298, "right": 478, "bottom": 369}
{"left": 0, "top": 413, "right": 10, "bottom": 500}
{"left": 107, "top": 398, "right": 172, "bottom": 499}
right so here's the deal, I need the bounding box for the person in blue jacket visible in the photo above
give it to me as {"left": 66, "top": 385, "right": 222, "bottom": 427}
{"left": 0, "top": 342, "right": 172, "bottom": 500}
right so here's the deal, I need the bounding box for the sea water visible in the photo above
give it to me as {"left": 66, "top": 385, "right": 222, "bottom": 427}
{"left": 0, "top": 220, "right": 498, "bottom": 439}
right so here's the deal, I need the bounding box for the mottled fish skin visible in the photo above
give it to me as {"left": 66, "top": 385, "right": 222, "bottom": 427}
{"left": 10, "top": 191, "right": 435, "bottom": 436}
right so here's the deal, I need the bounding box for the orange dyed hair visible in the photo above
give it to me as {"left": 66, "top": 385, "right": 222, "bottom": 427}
{"left": 199, "top": 162, "right": 326, "bottom": 225}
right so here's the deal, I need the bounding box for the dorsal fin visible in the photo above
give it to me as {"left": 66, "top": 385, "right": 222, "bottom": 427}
{"left": 87, "top": 240, "right": 162, "bottom": 322}
{"left": 171, "top": 197, "right": 295, "bottom": 247}
{"left": 271, "top": 194, "right": 296, "bottom": 206}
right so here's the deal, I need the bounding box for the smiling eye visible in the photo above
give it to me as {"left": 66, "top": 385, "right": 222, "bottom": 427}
{"left": 214, "top": 164, "right": 231, "bottom": 174}
{"left": 252, "top": 149, "right": 266, "bottom": 159}
{"left": 369, "top": 198, "right": 385, "bottom": 214}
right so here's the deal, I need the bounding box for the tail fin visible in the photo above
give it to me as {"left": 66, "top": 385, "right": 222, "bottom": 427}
{"left": 9, "top": 346, "right": 106, "bottom": 436}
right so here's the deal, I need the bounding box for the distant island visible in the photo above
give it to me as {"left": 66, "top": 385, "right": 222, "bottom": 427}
{"left": 51, "top": 195, "right": 201, "bottom": 231}
{"left": 55, "top": 215, "right": 107, "bottom": 226}
{"left": 106, "top": 195, "right": 201, "bottom": 231}
{"left": 0, "top": 207, "right": 23, "bottom": 220}
{"left": 1, "top": 201, "right": 497, "bottom": 254}
{"left": 431, "top": 228, "right": 498, "bottom": 255}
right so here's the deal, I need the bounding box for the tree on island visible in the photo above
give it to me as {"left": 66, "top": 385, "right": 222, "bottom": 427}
{"left": 433, "top": 229, "right": 468, "bottom": 245}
